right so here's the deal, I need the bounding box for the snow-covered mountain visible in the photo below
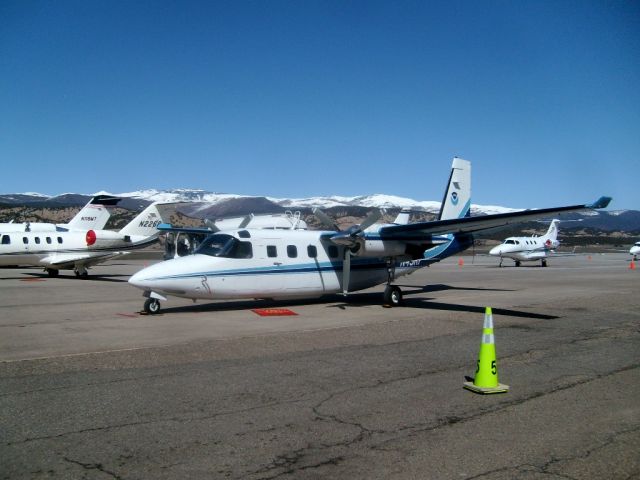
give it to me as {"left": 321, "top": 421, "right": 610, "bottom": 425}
{"left": 1, "top": 189, "right": 638, "bottom": 233}
{"left": 91, "top": 189, "right": 521, "bottom": 215}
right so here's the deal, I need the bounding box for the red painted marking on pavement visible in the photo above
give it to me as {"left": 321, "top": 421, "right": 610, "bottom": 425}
{"left": 252, "top": 308, "right": 298, "bottom": 317}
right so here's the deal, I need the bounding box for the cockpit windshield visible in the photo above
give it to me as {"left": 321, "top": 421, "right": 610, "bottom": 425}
{"left": 195, "top": 234, "right": 253, "bottom": 259}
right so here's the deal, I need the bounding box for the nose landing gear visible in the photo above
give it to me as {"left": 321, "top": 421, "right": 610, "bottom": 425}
{"left": 143, "top": 298, "right": 161, "bottom": 314}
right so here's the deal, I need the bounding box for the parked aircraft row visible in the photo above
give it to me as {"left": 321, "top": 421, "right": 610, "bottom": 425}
{"left": 0, "top": 203, "right": 171, "bottom": 277}
{"left": 0, "top": 157, "right": 619, "bottom": 313}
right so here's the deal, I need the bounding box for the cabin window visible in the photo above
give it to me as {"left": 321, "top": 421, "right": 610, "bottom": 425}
{"left": 46, "top": 237, "right": 52, "bottom": 244}
{"left": 196, "top": 234, "right": 253, "bottom": 259}
{"left": 328, "top": 245, "right": 339, "bottom": 258}
{"left": 35, "top": 237, "right": 41, "bottom": 244}
{"left": 235, "top": 241, "right": 253, "bottom": 259}
{"left": 23, "top": 237, "right": 28, "bottom": 244}
{"left": 307, "top": 245, "right": 317, "bottom": 258}
{"left": 287, "top": 245, "right": 297, "bottom": 258}
{"left": 238, "top": 230, "right": 251, "bottom": 239}
{"left": 1, "top": 235, "right": 10, "bottom": 245}
{"left": 267, "top": 245, "right": 277, "bottom": 258}
{"left": 57, "top": 237, "right": 63, "bottom": 244}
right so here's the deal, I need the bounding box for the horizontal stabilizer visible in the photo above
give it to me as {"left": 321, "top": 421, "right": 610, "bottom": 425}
{"left": 586, "top": 196, "right": 612, "bottom": 209}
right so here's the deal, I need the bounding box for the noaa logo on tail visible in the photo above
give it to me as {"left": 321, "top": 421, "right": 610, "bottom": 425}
{"left": 451, "top": 191, "right": 459, "bottom": 205}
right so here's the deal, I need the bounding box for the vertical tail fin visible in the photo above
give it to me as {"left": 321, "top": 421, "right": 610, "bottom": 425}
{"left": 438, "top": 157, "right": 471, "bottom": 220}
{"left": 66, "top": 195, "right": 121, "bottom": 230}
{"left": 119, "top": 203, "right": 166, "bottom": 238}
{"left": 545, "top": 219, "right": 560, "bottom": 242}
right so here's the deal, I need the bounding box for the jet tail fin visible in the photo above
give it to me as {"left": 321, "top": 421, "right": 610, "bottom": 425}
{"left": 438, "top": 157, "right": 471, "bottom": 221}
{"left": 545, "top": 219, "right": 560, "bottom": 241}
{"left": 118, "top": 203, "right": 170, "bottom": 238}
{"left": 66, "top": 195, "right": 121, "bottom": 230}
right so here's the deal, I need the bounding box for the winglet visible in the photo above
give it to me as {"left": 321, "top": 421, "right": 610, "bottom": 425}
{"left": 587, "top": 196, "right": 612, "bottom": 209}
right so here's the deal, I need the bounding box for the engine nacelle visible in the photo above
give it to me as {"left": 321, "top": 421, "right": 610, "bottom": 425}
{"left": 86, "top": 229, "right": 129, "bottom": 247}
{"left": 353, "top": 239, "right": 407, "bottom": 257}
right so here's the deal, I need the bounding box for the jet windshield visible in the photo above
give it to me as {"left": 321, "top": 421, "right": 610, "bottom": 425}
{"left": 195, "top": 234, "right": 253, "bottom": 259}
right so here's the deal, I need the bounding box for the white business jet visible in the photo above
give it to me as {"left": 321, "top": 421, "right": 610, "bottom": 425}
{"left": 0, "top": 203, "right": 169, "bottom": 277}
{"left": 630, "top": 241, "right": 640, "bottom": 261}
{"left": 0, "top": 195, "right": 121, "bottom": 233}
{"left": 128, "top": 158, "right": 611, "bottom": 314}
{"left": 488, "top": 219, "right": 561, "bottom": 267}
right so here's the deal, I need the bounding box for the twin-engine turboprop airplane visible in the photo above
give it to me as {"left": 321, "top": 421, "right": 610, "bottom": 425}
{"left": 0, "top": 203, "right": 170, "bottom": 277}
{"left": 489, "top": 219, "right": 561, "bottom": 267}
{"left": 128, "top": 158, "right": 611, "bottom": 314}
{"left": 0, "top": 195, "right": 121, "bottom": 233}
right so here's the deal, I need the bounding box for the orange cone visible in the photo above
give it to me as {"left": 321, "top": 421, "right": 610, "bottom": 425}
{"left": 458, "top": 258, "right": 464, "bottom": 267}
{"left": 630, "top": 260, "right": 636, "bottom": 270}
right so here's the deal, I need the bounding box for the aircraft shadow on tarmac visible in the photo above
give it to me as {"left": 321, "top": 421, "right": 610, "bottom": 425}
{"left": 146, "top": 283, "right": 557, "bottom": 321}
{"left": 19, "top": 272, "right": 130, "bottom": 283}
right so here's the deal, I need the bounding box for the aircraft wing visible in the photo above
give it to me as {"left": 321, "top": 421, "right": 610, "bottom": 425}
{"left": 378, "top": 197, "right": 611, "bottom": 239}
{"left": 39, "top": 252, "right": 130, "bottom": 269}
{"left": 157, "top": 223, "right": 214, "bottom": 235}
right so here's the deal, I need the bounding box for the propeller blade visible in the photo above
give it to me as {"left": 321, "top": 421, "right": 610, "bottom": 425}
{"left": 342, "top": 250, "right": 351, "bottom": 296}
{"left": 357, "top": 208, "right": 385, "bottom": 232}
{"left": 238, "top": 214, "right": 254, "bottom": 229}
{"left": 204, "top": 219, "right": 220, "bottom": 233}
{"left": 312, "top": 208, "right": 340, "bottom": 231}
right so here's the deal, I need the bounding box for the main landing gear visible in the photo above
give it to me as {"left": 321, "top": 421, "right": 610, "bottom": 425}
{"left": 74, "top": 265, "right": 89, "bottom": 279}
{"left": 45, "top": 268, "right": 59, "bottom": 277}
{"left": 382, "top": 260, "right": 403, "bottom": 307}
{"left": 383, "top": 285, "right": 403, "bottom": 306}
{"left": 144, "top": 298, "right": 161, "bottom": 314}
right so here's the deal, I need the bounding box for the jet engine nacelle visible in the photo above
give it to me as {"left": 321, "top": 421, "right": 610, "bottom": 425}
{"left": 86, "top": 229, "right": 130, "bottom": 247}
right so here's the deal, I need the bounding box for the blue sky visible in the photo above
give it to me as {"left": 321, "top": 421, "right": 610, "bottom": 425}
{"left": 1, "top": 1, "right": 638, "bottom": 209}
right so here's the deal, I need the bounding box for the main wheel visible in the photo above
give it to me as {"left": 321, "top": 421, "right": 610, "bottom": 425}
{"left": 541, "top": 259, "right": 548, "bottom": 267}
{"left": 383, "top": 285, "right": 403, "bottom": 306}
{"left": 144, "top": 298, "right": 161, "bottom": 315}
{"left": 46, "top": 268, "right": 59, "bottom": 277}
{"left": 515, "top": 260, "right": 521, "bottom": 267}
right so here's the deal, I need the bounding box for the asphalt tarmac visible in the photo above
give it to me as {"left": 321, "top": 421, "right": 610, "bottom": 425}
{"left": 1, "top": 254, "right": 638, "bottom": 479}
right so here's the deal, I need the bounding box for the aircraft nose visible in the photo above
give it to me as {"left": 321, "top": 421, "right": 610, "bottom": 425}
{"left": 489, "top": 246, "right": 501, "bottom": 256}
{"left": 128, "top": 269, "right": 149, "bottom": 289}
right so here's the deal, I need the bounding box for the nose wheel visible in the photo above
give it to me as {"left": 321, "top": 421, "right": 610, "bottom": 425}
{"left": 144, "top": 298, "right": 161, "bottom": 314}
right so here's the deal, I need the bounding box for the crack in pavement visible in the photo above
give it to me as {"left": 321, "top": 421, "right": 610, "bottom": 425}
{"left": 463, "top": 425, "right": 640, "bottom": 480}
{"left": 63, "top": 456, "right": 124, "bottom": 480}
{"left": 245, "top": 363, "right": 640, "bottom": 479}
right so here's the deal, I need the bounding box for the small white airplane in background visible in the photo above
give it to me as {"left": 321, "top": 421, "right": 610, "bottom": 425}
{"left": 489, "top": 219, "right": 561, "bottom": 267}
{"left": 0, "top": 203, "right": 171, "bottom": 277}
{"left": 128, "top": 157, "right": 611, "bottom": 314}
{"left": 0, "top": 195, "right": 121, "bottom": 233}
{"left": 631, "top": 241, "right": 640, "bottom": 261}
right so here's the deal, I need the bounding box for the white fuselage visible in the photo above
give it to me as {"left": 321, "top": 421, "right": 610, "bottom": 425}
{"left": 0, "top": 230, "right": 156, "bottom": 269}
{"left": 489, "top": 236, "right": 559, "bottom": 262}
{"left": 631, "top": 242, "right": 640, "bottom": 259}
{"left": 129, "top": 227, "right": 459, "bottom": 301}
